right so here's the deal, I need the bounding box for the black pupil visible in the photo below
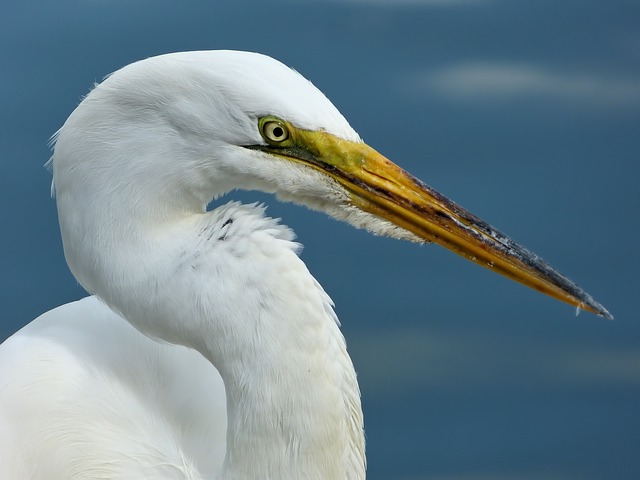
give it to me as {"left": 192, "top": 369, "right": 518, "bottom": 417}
{"left": 272, "top": 126, "right": 284, "bottom": 138}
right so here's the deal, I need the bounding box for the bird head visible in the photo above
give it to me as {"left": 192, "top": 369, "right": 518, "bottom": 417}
{"left": 51, "top": 50, "right": 611, "bottom": 319}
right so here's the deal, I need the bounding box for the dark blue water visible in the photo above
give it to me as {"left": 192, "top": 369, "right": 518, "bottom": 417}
{"left": 1, "top": 1, "right": 638, "bottom": 478}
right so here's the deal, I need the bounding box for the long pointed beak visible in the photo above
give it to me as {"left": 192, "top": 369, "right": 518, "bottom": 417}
{"left": 252, "top": 125, "right": 612, "bottom": 320}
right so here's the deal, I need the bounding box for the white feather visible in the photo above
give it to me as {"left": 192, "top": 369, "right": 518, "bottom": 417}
{"left": 0, "top": 50, "right": 367, "bottom": 480}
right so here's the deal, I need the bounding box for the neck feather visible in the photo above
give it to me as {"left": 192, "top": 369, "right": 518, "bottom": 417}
{"left": 215, "top": 304, "right": 365, "bottom": 480}
{"left": 194, "top": 206, "right": 365, "bottom": 479}
{"left": 63, "top": 200, "right": 366, "bottom": 479}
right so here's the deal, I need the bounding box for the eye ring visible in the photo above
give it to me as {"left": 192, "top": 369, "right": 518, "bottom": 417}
{"left": 262, "top": 120, "right": 289, "bottom": 144}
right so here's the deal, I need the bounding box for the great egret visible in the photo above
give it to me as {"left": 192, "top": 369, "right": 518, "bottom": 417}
{"left": 0, "top": 51, "right": 611, "bottom": 480}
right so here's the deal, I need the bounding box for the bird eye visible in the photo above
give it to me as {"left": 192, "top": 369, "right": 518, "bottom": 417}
{"left": 261, "top": 119, "right": 289, "bottom": 144}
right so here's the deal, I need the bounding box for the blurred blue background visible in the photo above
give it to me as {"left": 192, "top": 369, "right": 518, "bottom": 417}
{"left": 1, "top": 1, "right": 638, "bottom": 478}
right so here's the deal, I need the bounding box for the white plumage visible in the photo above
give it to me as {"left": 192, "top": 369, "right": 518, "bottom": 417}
{"left": 0, "top": 50, "right": 610, "bottom": 480}
{"left": 0, "top": 296, "right": 225, "bottom": 478}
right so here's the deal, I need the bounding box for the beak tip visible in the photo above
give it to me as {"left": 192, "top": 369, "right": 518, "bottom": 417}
{"left": 598, "top": 307, "right": 614, "bottom": 321}
{"left": 582, "top": 300, "right": 613, "bottom": 320}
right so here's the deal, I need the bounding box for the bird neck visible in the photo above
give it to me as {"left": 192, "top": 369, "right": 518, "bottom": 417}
{"left": 211, "top": 315, "right": 366, "bottom": 480}
{"left": 64, "top": 202, "right": 366, "bottom": 480}
{"left": 190, "top": 207, "right": 366, "bottom": 480}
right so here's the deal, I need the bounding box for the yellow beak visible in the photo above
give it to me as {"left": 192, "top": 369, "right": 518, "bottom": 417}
{"left": 250, "top": 122, "right": 612, "bottom": 320}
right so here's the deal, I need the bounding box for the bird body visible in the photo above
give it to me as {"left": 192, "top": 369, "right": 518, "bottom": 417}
{"left": 0, "top": 296, "right": 226, "bottom": 479}
{"left": 0, "top": 50, "right": 610, "bottom": 479}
